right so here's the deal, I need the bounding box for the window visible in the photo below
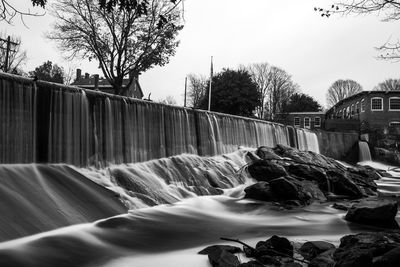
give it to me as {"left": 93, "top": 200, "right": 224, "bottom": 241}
{"left": 389, "top": 121, "right": 400, "bottom": 127}
{"left": 371, "top": 97, "right": 383, "bottom": 111}
{"left": 294, "top": 117, "right": 300, "bottom": 127}
{"left": 314, "top": 117, "right": 321, "bottom": 127}
{"left": 389, "top": 97, "right": 400, "bottom": 111}
{"left": 361, "top": 99, "right": 365, "bottom": 112}
{"left": 351, "top": 104, "right": 355, "bottom": 116}
{"left": 356, "top": 101, "right": 360, "bottom": 113}
{"left": 304, "top": 117, "right": 310, "bottom": 128}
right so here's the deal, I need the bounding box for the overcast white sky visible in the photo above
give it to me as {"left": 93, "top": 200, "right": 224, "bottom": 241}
{"left": 4, "top": 0, "right": 400, "bottom": 108}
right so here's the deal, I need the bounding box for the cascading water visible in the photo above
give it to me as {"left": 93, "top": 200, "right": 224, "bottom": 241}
{"left": 0, "top": 72, "right": 321, "bottom": 166}
{"left": 358, "top": 141, "right": 372, "bottom": 162}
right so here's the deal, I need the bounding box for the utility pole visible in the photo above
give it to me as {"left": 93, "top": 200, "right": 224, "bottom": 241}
{"left": 184, "top": 76, "right": 187, "bottom": 107}
{"left": 208, "top": 56, "right": 213, "bottom": 111}
{"left": 0, "top": 36, "right": 18, "bottom": 72}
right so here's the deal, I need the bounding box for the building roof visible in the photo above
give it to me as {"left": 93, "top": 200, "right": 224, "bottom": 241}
{"left": 286, "top": 111, "right": 326, "bottom": 115}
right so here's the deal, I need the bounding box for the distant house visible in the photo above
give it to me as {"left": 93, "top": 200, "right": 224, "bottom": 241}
{"left": 276, "top": 112, "right": 325, "bottom": 130}
{"left": 71, "top": 69, "right": 144, "bottom": 99}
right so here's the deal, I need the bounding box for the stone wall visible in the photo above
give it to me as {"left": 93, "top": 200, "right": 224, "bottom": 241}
{"left": 315, "top": 130, "right": 359, "bottom": 162}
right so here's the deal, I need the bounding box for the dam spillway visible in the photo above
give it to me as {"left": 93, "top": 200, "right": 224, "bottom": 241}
{"left": 0, "top": 72, "right": 321, "bottom": 166}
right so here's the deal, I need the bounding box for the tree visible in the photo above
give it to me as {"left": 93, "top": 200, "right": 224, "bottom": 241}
{"left": 266, "top": 66, "right": 299, "bottom": 120}
{"left": 316, "top": 1, "right": 400, "bottom": 60}
{"left": 326, "top": 79, "right": 363, "bottom": 107}
{"left": 246, "top": 63, "right": 273, "bottom": 119}
{"left": 374, "top": 78, "right": 400, "bottom": 91}
{"left": 198, "top": 69, "right": 261, "bottom": 117}
{"left": 29, "top": 61, "right": 65, "bottom": 84}
{"left": 49, "top": 0, "right": 183, "bottom": 96}
{"left": 0, "top": 33, "right": 27, "bottom": 74}
{"left": 186, "top": 73, "right": 207, "bottom": 108}
{"left": 282, "top": 93, "right": 322, "bottom": 113}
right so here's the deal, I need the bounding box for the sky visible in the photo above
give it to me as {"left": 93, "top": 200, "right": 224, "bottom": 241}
{"left": 4, "top": 0, "right": 400, "bottom": 108}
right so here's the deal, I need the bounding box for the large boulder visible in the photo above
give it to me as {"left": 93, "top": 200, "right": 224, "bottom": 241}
{"left": 207, "top": 247, "right": 240, "bottom": 267}
{"left": 244, "top": 182, "right": 274, "bottom": 202}
{"left": 256, "top": 146, "right": 282, "bottom": 160}
{"left": 255, "top": 235, "right": 293, "bottom": 257}
{"left": 308, "top": 248, "right": 336, "bottom": 267}
{"left": 286, "top": 164, "right": 328, "bottom": 191}
{"left": 374, "top": 246, "right": 400, "bottom": 267}
{"left": 247, "top": 160, "right": 287, "bottom": 182}
{"left": 299, "top": 241, "right": 336, "bottom": 260}
{"left": 199, "top": 245, "right": 242, "bottom": 255}
{"left": 333, "top": 232, "right": 400, "bottom": 267}
{"left": 345, "top": 199, "right": 399, "bottom": 229}
{"left": 326, "top": 170, "right": 364, "bottom": 199}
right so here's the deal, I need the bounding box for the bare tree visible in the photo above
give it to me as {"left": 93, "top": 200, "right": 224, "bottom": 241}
{"left": 0, "top": 33, "right": 27, "bottom": 74}
{"left": 326, "top": 79, "right": 363, "bottom": 107}
{"left": 186, "top": 73, "right": 207, "bottom": 108}
{"left": 316, "top": 1, "right": 400, "bottom": 60}
{"left": 49, "top": 0, "right": 183, "bottom": 96}
{"left": 246, "top": 63, "right": 273, "bottom": 119}
{"left": 0, "top": 0, "right": 45, "bottom": 24}
{"left": 374, "top": 78, "right": 400, "bottom": 91}
{"left": 266, "top": 66, "right": 299, "bottom": 120}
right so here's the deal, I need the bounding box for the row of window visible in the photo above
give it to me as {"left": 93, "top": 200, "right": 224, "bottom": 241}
{"left": 294, "top": 117, "right": 321, "bottom": 128}
{"left": 334, "top": 97, "right": 400, "bottom": 118}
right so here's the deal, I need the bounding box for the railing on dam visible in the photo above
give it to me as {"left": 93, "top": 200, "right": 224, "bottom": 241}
{"left": 0, "top": 72, "right": 322, "bottom": 166}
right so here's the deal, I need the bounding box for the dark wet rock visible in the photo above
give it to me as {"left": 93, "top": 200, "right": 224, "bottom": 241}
{"left": 374, "top": 246, "right": 400, "bottom": 267}
{"left": 208, "top": 247, "right": 240, "bottom": 267}
{"left": 334, "top": 248, "right": 373, "bottom": 267}
{"left": 345, "top": 199, "right": 399, "bottom": 229}
{"left": 238, "top": 261, "right": 264, "bottom": 267}
{"left": 255, "top": 235, "right": 293, "bottom": 258}
{"left": 287, "top": 164, "right": 328, "bottom": 191}
{"left": 299, "top": 241, "right": 336, "bottom": 260}
{"left": 308, "top": 248, "right": 335, "bottom": 267}
{"left": 247, "top": 160, "right": 287, "bottom": 182}
{"left": 334, "top": 232, "right": 400, "bottom": 267}
{"left": 326, "top": 170, "right": 364, "bottom": 199}
{"left": 282, "top": 262, "right": 302, "bottom": 267}
{"left": 244, "top": 176, "right": 326, "bottom": 204}
{"left": 256, "top": 255, "right": 282, "bottom": 265}
{"left": 198, "top": 245, "right": 242, "bottom": 255}
{"left": 244, "top": 182, "right": 274, "bottom": 202}
{"left": 256, "top": 146, "right": 282, "bottom": 160}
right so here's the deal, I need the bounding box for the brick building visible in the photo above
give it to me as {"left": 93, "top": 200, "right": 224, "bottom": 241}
{"left": 71, "top": 69, "right": 144, "bottom": 99}
{"left": 325, "top": 91, "right": 400, "bottom": 133}
{"left": 276, "top": 112, "right": 325, "bottom": 130}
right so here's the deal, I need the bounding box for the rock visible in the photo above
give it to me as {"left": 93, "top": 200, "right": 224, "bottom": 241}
{"left": 208, "top": 247, "right": 240, "bottom": 267}
{"left": 374, "top": 246, "right": 400, "bottom": 267}
{"left": 282, "top": 262, "right": 302, "bottom": 267}
{"left": 244, "top": 182, "right": 274, "bottom": 202}
{"left": 199, "top": 245, "right": 242, "bottom": 255}
{"left": 299, "top": 241, "right": 336, "bottom": 260}
{"left": 256, "top": 255, "right": 281, "bottom": 265}
{"left": 269, "top": 177, "right": 302, "bottom": 201}
{"left": 333, "top": 248, "right": 373, "bottom": 267}
{"left": 238, "top": 261, "right": 264, "bottom": 267}
{"left": 255, "top": 235, "right": 293, "bottom": 257}
{"left": 287, "top": 164, "right": 328, "bottom": 191}
{"left": 256, "top": 146, "right": 282, "bottom": 160}
{"left": 247, "top": 160, "right": 287, "bottom": 182}
{"left": 326, "top": 170, "right": 364, "bottom": 199}
{"left": 333, "top": 232, "right": 400, "bottom": 267}
{"left": 308, "top": 248, "right": 336, "bottom": 267}
{"left": 345, "top": 199, "right": 399, "bottom": 229}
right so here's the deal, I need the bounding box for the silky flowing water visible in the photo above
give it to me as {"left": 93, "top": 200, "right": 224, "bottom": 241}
{"left": 0, "top": 149, "right": 399, "bottom": 267}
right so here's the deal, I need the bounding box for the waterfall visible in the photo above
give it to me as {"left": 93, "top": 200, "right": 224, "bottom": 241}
{"left": 358, "top": 141, "right": 372, "bottom": 162}
{"left": 0, "top": 72, "right": 325, "bottom": 166}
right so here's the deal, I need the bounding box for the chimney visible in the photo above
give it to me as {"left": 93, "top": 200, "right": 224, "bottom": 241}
{"left": 76, "top": 69, "right": 82, "bottom": 81}
{"left": 94, "top": 74, "right": 99, "bottom": 90}
{"left": 85, "top": 73, "right": 90, "bottom": 79}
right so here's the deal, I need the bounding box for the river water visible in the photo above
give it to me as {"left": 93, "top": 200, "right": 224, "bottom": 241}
{"left": 0, "top": 150, "right": 399, "bottom": 267}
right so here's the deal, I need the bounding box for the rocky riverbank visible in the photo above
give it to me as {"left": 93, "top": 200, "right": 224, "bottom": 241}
{"left": 199, "top": 145, "right": 400, "bottom": 267}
